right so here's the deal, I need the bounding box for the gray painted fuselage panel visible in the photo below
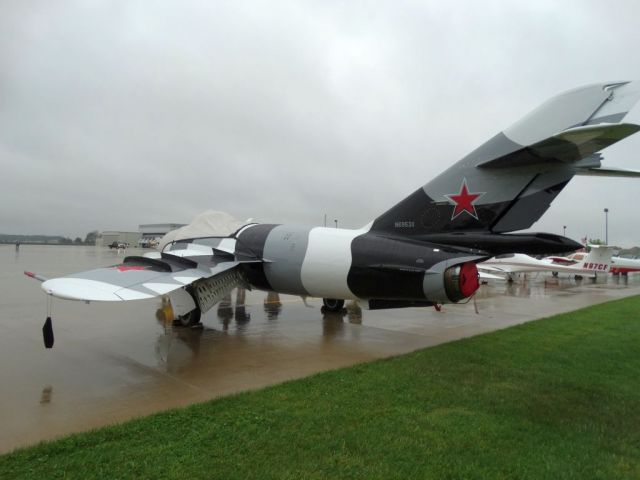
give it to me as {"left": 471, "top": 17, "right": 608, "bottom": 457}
{"left": 262, "top": 224, "right": 313, "bottom": 296}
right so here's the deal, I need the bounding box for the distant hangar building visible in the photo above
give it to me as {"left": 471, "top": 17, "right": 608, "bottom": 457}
{"left": 138, "top": 223, "right": 187, "bottom": 245}
{"left": 95, "top": 224, "right": 186, "bottom": 247}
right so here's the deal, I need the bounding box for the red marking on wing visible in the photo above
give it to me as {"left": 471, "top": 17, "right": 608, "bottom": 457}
{"left": 113, "top": 265, "right": 147, "bottom": 272}
{"left": 548, "top": 257, "right": 574, "bottom": 265}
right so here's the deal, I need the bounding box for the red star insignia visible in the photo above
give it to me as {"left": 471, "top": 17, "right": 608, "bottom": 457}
{"left": 113, "top": 265, "right": 147, "bottom": 272}
{"left": 444, "top": 179, "right": 485, "bottom": 220}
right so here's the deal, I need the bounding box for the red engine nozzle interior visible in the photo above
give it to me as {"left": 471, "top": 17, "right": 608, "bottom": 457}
{"left": 458, "top": 261, "right": 479, "bottom": 298}
{"left": 443, "top": 261, "right": 480, "bottom": 302}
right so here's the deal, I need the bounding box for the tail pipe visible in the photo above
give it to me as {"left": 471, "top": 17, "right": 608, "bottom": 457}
{"left": 443, "top": 262, "right": 480, "bottom": 302}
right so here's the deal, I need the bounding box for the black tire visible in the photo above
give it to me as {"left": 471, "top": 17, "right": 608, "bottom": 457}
{"left": 322, "top": 298, "right": 344, "bottom": 312}
{"left": 174, "top": 307, "right": 202, "bottom": 327}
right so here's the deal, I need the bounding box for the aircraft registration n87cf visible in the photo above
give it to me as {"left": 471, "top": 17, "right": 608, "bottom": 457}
{"left": 28, "top": 81, "right": 640, "bottom": 346}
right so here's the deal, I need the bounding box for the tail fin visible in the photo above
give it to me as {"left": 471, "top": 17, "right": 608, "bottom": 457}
{"left": 574, "top": 245, "right": 615, "bottom": 273}
{"left": 372, "top": 81, "right": 640, "bottom": 237}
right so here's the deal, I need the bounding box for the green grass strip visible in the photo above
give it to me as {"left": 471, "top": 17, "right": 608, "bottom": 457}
{"left": 2, "top": 296, "right": 640, "bottom": 479}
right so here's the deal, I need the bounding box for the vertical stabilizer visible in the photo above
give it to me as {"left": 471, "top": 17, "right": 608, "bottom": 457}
{"left": 372, "top": 81, "right": 640, "bottom": 237}
{"left": 574, "top": 245, "right": 615, "bottom": 273}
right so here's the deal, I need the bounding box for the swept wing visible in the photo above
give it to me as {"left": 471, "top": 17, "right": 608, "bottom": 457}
{"left": 32, "top": 236, "right": 261, "bottom": 304}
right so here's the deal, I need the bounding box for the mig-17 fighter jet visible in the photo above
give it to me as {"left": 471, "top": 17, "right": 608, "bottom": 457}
{"left": 26, "top": 81, "right": 640, "bottom": 347}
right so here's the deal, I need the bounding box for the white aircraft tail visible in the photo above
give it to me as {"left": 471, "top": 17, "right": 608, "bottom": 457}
{"left": 574, "top": 245, "right": 615, "bottom": 273}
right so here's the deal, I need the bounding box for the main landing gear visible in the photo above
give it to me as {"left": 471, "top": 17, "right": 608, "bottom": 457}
{"left": 322, "top": 298, "right": 345, "bottom": 312}
{"left": 168, "top": 287, "right": 202, "bottom": 328}
{"left": 174, "top": 307, "right": 202, "bottom": 327}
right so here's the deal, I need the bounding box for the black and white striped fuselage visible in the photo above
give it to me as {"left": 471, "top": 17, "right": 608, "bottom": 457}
{"left": 234, "top": 223, "right": 483, "bottom": 304}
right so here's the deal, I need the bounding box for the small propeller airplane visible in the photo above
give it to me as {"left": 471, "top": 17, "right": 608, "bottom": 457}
{"left": 26, "top": 81, "right": 640, "bottom": 348}
{"left": 479, "top": 245, "right": 615, "bottom": 281}
{"left": 608, "top": 256, "right": 640, "bottom": 275}
{"left": 547, "top": 250, "right": 640, "bottom": 275}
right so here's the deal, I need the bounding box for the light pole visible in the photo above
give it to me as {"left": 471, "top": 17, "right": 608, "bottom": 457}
{"left": 604, "top": 208, "right": 609, "bottom": 245}
{"left": 334, "top": 219, "right": 338, "bottom": 229}
{"left": 563, "top": 225, "right": 566, "bottom": 237}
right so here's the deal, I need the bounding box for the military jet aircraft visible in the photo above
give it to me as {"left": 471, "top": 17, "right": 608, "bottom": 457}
{"left": 26, "top": 81, "right": 640, "bottom": 347}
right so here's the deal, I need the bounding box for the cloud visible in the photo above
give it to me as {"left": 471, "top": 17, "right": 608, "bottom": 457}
{"left": 1, "top": 0, "right": 640, "bottom": 245}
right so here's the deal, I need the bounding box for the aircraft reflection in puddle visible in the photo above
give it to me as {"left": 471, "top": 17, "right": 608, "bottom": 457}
{"left": 478, "top": 272, "right": 621, "bottom": 300}
{"left": 217, "top": 288, "right": 250, "bottom": 331}
{"left": 153, "top": 291, "right": 367, "bottom": 371}
{"left": 611, "top": 274, "right": 629, "bottom": 286}
{"left": 154, "top": 321, "right": 204, "bottom": 372}
{"left": 39, "top": 386, "right": 53, "bottom": 405}
{"left": 153, "top": 288, "right": 250, "bottom": 371}
{"left": 263, "top": 291, "right": 282, "bottom": 320}
{"left": 321, "top": 301, "right": 363, "bottom": 336}
{"left": 503, "top": 281, "right": 532, "bottom": 298}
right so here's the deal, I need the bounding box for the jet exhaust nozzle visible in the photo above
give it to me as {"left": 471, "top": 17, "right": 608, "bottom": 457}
{"left": 444, "top": 262, "right": 480, "bottom": 302}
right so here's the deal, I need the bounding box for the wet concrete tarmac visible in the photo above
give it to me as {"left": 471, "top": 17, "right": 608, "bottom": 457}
{"left": 2, "top": 245, "right": 640, "bottom": 453}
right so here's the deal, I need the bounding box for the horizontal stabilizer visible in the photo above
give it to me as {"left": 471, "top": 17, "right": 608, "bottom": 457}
{"left": 422, "top": 232, "right": 583, "bottom": 255}
{"left": 478, "top": 123, "right": 640, "bottom": 168}
{"left": 575, "top": 166, "right": 640, "bottom": 178}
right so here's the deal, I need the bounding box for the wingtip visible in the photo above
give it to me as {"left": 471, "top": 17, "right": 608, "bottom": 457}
{"left": 40, "top": 278, "right": 125, "bottom": 301}
{"left": 25, "top": 271, "right": 47, "bottom": 282}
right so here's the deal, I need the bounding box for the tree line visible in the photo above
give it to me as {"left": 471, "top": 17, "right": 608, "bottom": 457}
{"left": 0, "top": 231, "right": 99, "bottom": 245}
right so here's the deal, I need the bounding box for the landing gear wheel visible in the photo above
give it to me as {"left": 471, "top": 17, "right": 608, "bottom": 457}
{"left": 322, "top": 298, "right": 345, "bottom": 312}
{"left": 174, "top": 307, "right": 202, "bottom": 327}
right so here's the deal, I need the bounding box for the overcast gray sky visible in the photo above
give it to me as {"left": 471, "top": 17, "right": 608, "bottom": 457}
{"left": 2, "top": 0, "right": 640, "bottom": 246}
